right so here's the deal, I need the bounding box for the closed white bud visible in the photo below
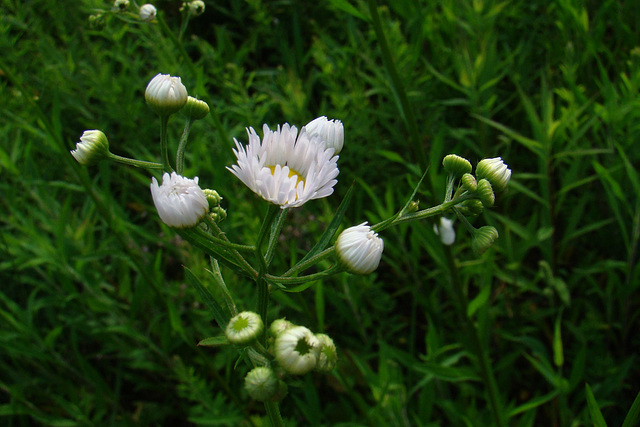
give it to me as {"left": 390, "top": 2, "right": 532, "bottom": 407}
{"left": 476, "top": 157, "right": 511, "bottom": 192}
{"left": 71, "top": 130, "right": 110, "bottom": 165}
{"left": 225, "top": 311, "right": 264, "bottom": 345}
{"left": 336, "top": 222, "right": 384, "bottom": 275}
{"left": 150, "top": 172, "right": 209, "bottom": 228}
{"left": 275, "top": 326, "right": 320, "bottom": 375}
{"left": 139, "top": 4, "right": 156, "bottom": 21}
{"left": 244, "top": 367, "right": 278, "bottom": 401}
{"left": 304, "top": 116, "right": 344, "bottom": 155}
{"left": 433, "top": 217, "right": 456, "bottom": 245}
{"left": 145, "top": 73, "right": 188, "bottom": 116}
{"left": 186, "top": 0, "right": 205, "bottom": 16}
{"left": 315, "top": 334, "right": 337, "bottom": 372}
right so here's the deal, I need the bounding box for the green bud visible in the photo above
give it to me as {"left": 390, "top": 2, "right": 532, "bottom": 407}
{"left": 406, "top": 200, "right": 419, "bottom": 213}
{"left": 244, "top": 367, "right": 278, "bottom": 402}
{"left": 71, "top": 130, "right": 111, "bottom": 165}
{"left": 472, "top": 226, "right": 499, "bottom": 255}
{"left": 460, "top": 199, "right": 484, "bottom": 216}
{"left": 203, "top": 189, "right": 222, "bottom": 206}
{"left": 443, "top": 154, "right": 472, "bottom": 177}
{"left": 461, "top": 173, "right": 477, "bottom": 193}
{"left": 270, "top": 318, "right": 295, "bottom": 338}
{"left": 183, "top": 96, "right": 210, "bottom": 120}
{"left": 315, "top": 334, "right": 338, "bottom": 372}
{"left": 476, "top": 157, "right": 511, "bottom": 192}
{"left": 225, "top": 311, "right": 263, "bottom": 345}
{"left": 476, "top": 179, "right": 495, "bottom": 207}
{"left": 209, "top": 206, "right": 226, "bottom": 223}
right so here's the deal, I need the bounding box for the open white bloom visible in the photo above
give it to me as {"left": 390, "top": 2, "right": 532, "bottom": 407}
{"left": 139, "top": 3, "right": 156, "bottom": 21}
{"left": 145, "top": 73, "right": 188, "bottom": 116}
{"left": 71, "top": 130, "right": 110, "bottom": 165}
{"left": 304, "top": 116, "right": 344, "bottom": 155}
{"left": 275, "top": 326, "right": 321, "bottom": 375}
{"left": 476, "top": 157, "right": 511, "bottom": 192}
{"left": 150, "top": 172, "right": 208, "bottom": 228}
{"left": 434, "top": 217, "right": 456, "bottom": 245}
{"left": 227, "top": 123, "right": 339, "bottom": 209}
{"left": 225, "top": 311, "right": 264, "bottom": 344}
{"left": 336, "top": 222, "right": 384, "bottom": 275}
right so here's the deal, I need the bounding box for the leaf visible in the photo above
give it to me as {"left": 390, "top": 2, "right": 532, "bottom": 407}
{"left": 507, "top": 390, "right": 560, "bottom": 417}
{"left": 467, "top": 283, "right": 490, "bottom": 318}
{"left": 585, "top": 383, "right": 608, "bottom": 427}
{"left": 327, "top": 0, "right": 370, "bottom": 22}
{"left": 622, "top": 390, "right": 640, "bottom": 427}
{"left": 183, "top": 267, "right": 229, "bottom": 329}
{"left": 553, "top": 311, "right": 564, "bottom": 367}
{"left": 197, "top": 336, "right": 229, "bottom": 347}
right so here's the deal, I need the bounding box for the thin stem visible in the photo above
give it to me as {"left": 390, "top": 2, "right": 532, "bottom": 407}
{"left": 176, "top": 117, "right": 193, "bottom": 175}
{"left": 107, "top": 153, "right": 163, "bottom": 169}
{"left": 159, "top": 115, "right": 173, "bottom": 172}
{"left": 281, "top": 247, "right": 336, "bottom": 277}
{"left": 265, "top": 208, "right": 289, "bottom": 265}
{"left": 265, "top": 265, "right": 342, "bottom": 286}
{"left": 255, "top": 204, "right": 280, "bottom": 343}
{"left": 264, "top": 401, "right": 285, "bottom": 427}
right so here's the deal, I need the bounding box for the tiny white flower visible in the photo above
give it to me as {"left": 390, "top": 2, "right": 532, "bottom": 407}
{"left": 227, "top": 123, "right": 339, "bottom": 209}
{"left": 225, "top": 311, "right": 264, "bottom": 345}
{"left": 275, "top": 326, "right": 320, "bottom": 375}
{"left": 304, "top": 116, "right": 344, "bottom": 155}
{"left": 335, "top": 222, "right": 384, "bottom": 275}
{"left": 145, "top": 73, "right": 188, "bottom": 116}
{"left": 150, "top": 172, "right": 208, "bottom": 228}
{"left": 71, "top": 130, "right": 110, "bottom": 165}
{"left": 476, "top": 157, "right": 511, "bottom": 192}
{"left": 433, "top": 217, "right": 456, "bottom": 245}
{"left": 139, "top": 3, "right": 157, "bottom": 21}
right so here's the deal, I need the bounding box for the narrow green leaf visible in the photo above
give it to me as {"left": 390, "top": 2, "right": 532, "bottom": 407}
{"left": 183, "top": 267, "right": 229, "bottom": 329}
{"left": 327, "top": 0, "right": 370, "bottom": 21}
{"left": 553, "top": 311, "right": 564, "bottom": 367}
{"left": 621, "top": 390, "right": 640, "bottom": 427}
{"left": 507, "top": 390, "right": 560, "bottom": 417}
{"left": 467, "top": 283, "right": 490, "bottom": 318}
{"left": 585, "top": 383, "right": 608, "bottom": 427}
{"left": 197, "top": 336, "right": 229, "bottom": 347}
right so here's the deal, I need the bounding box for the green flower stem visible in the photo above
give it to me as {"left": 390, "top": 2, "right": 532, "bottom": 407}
{"left": 443, "top": 246, "right": 506, "bottom": 427}
{"left": 265, "top": 208, "right": 289, "bottom": 265}
{"left": 255, "top": 204, "right": 280, "bottom": 343}
{"left": 265, "top": 265, "right": 342, "bottom": 286}
{"left": 159, "top": 115, "right": 173, "bottom": 172}
{"left": 176, "top": 117, "right": 193, "bottom": 175}
{"left": 107, "top": 153, "right": 163, "bottom": 169}
{"left": 281, "top": 247, "right": 336, "bottom": 278}
{"left": 193, "top": 223, "right": 257, "bottom": 277}
{"left": 264, "top": 401, "right": 285, "bottom": 427}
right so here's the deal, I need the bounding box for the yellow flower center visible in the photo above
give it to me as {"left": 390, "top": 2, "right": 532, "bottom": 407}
{"left": 268, "top": 165, "right": 305, "bottom": 188}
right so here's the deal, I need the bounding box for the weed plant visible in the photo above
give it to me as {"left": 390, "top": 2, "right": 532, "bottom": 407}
{"left": 1, "top": 0, "right": 639, "bottom": 425}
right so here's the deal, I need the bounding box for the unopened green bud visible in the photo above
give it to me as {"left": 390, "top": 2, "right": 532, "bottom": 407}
{"left": 209, "top": 206, "right": 226, "bottom": 223}
{"left": 71, "top": 130, "right": 110, "bottom": 165}
{"left": 406, "top": 200, "right": 419, "bottom": 213}
{"left": 272, "top": 380, "right": 288, "bottom": 402}
{"left": 88, "top": 14, "right": 105, "bottom": 29}
{"left": 203, "top": 188, "right": 222, "bottom": 206}
{"left": 476, "top": 179, "right": 495, "bottom": 207}
{"left": 461, "top": 173, "right": 477, "bottom": 193}
{"left": 459, "top": 199, "right": 484, "bottom": 216}
{"left": 183, "top": 96, "right": 210, "bottom": 120}
{"left": 244, "top": 367, "right": 278, "bottom": 402}
{"left": 443, "top": 154, "right": 472, "bottom": 177}
{"left": 186, "top": 0, "right": 205, "bottom": 16}
{"left": 315, "top": 334, "right": 338, "bottom": 372}
{"left": 472, "top": 226, "right": 499, "bottom": 255}
{"left": 476, "top": 157, "right": 511, "bottom": 192}
{"left": 225, "top": 311, "right": 263, "bottom": 345}
{"left": 270, "top": 318, "right": 295, "bottom": 338}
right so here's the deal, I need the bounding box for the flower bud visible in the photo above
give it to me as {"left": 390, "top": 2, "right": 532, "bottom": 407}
{"left": 472, "top": 226, "right": 499, "bottom": 255}
{"left": 185, "top": 0, "right": 205, "bottom": 16}
{"left": 433, "top": 217, "right": 456, "bottom": 245}
{"left": 145, "top": 73, "right": 188, "bottom": 116}
{"left": 150, "top": 172, "right": 209, "bottom": 228}
{"left": 461, "top": 173, "right": 477, "bottom": 193}
{"left": 270, "top": 318, "right": 295, "bottom": 338}
{"left": 139, "top": 4, "right": 157, "bottom": 21}
{"left": 442, "top": 154, "right": 472, "bottom": 177}
{"left": 315, "top": 334, "right": 338, "bottom": 372}
{"left": 476, "top": 179, "right": 495, "bottom": 207}
{"left": 275, "top": 326, "right": 320, "bottom": 375}
{"left": 225, "top": 311, "right": 264, "bottom": 345}
{"left": 244, "top": 367, "right": 278, "bottom": 402}
{"left": 88, "top": 14, "right": 105, "bottom": 29}
{"left": 183, "top": 96, "right": 210, "bottom": 120}
{"left": 336, "top": 222, "right": 384, "bottom": 275}
{"left": 460, "top": 199, "right": 484, "bottom": 216}
{"left": 476, "top": 157, "right": 511, "bottom": 192}
{"left": 209, "top": 206, "right": 226, "bottom": 223}
{"left": 304, "top": 116, "right": 344, "bottom": 155}
{"left": 203, "top": 188, "right": 222, "bottom": 206}
{"left": 114, "top": 0, "right": 129, "bottom": 11}
{"left": 71, "top": 130, "right": 110, "bottom": 165}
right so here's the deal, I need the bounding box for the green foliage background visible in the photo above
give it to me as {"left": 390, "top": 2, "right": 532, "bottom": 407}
{"left": 1, "top": 0, "right": 639, "bottom": 425}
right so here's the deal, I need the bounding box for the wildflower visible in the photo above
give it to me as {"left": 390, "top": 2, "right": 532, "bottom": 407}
{"left": 145, "top": 73, "right": 188, "bottom": 116}
{"left": 304, "top": 116, "right": 344, "bottom": 155}
{"left": 275, "top": 326, "right": 320, "bottom": 375}
{"left": 227, "top": 124, "right": 339, "bottom": 209}
{"left": 150, "top": 172, "right": 208, "bottom": 228}
{"left": 183, "top": 96, "right": 209, "bottom": 120}
{"left": 225, "top": 311, "right": 264, "bottom": 345}
{"left": 476, "top": 157, "right": 511, "bottom": 192}
{"left": 442, "top": 154, "right": 472, "bottom": 177}
{"left": 434, "top": 217, "right": 456, "bottom": 245}
{"left": 315, "top": 334, "right": 337, "bottom": 372}
{"left": 244, "top": 367, "right": 278, "bottom": 402}
{"left": 472, "top": 226, "right": 499, "bottom": 255}
{"left": 139, "top": 3, "right": 157, "bottom": 21}
{"left": 335, "top": 222, "right": 384, "bottom": 275}
{"left": 71, "top": 130, "right": 110, "bottom": 165}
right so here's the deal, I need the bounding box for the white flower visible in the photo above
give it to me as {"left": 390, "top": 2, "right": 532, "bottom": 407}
{"left": 476, "top": 157, "right": 511, "bottom": 192}
{"left": 304, "top": 116, "right": 344, "bottom": 154}
{"left": 71, "top": 130, "right": 110, "bottom": 165}
{"left": 139, "top": 3, "right": 156, "bottom": 21}
{"left": 225, "top": 311, "right": 264, "bottom": 344}
{"left": 227, "top": 123, "right": 339, "bottom": 209}
{"left": 145, "top": 73, "right": 188, "bottom": 116}
{"left": 434, "top": 217, "right": 456, "bottom": 245}
{"left": 150, "top": 172, "right": 208, "bottom": 228}
{"left": 335, "top": 222, "right": 384, "bottom": 275}
{"left": 275, "top": 326, "right": 320, "bottom": 375}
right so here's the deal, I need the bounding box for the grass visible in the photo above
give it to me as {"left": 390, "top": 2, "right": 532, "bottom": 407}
{"left": 1, "top": 0, "right": 639, "bottom": 425}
